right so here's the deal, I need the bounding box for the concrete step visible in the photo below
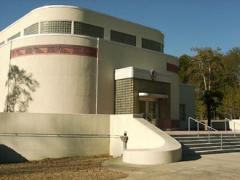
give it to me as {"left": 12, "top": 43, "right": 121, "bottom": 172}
{"left": 195, "top": 148, "right": 240, "bottom": 155}
{"left": 183, "top": 144, "right": 240, "bottom": 151}
{"left": 172, "top": 134, "right": 240, "bottom": 140}
{"left": 174, "top": 137, "right": 239, "bottom": 142}
{"left": 172, "top": 134, "right": 240, "bottom": 138}
{"left": 167, "top": 131, "right": 240, "bottom": 136}
{"left": 183, "top": 141, "right": 240, "bottom": 147}
{"left": 177, "top": 139, "right": 240, "bottom": 144}
{"left": 170, "top": 132, "right": 240, "bottom": 155}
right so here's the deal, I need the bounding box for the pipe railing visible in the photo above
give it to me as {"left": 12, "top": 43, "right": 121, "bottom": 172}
{"left": 188, "top": 117, "right": 223, "bottom": 149}
{"left": 210, "top": 118, "right": 240, "bottom": 136}
{"left": 0, "top": 132, "right": 129, "bottom": 152}
{"left": 0, "top": 132, "right": 122, "bottom": 138}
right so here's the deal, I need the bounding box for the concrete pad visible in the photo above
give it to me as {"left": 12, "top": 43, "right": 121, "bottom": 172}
{"left": 103, "top": 152, "right": 240, "bottom": 180}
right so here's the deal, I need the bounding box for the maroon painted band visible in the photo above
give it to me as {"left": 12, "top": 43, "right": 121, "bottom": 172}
{"left": 167, "top": 63, "right": 179, "bottom": 74}
{"left": 11, "top": 44, "right": 97, "bottom": 59}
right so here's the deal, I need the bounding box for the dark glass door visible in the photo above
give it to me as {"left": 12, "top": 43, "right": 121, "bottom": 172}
{"left": 139, "top": 100, "right": 160, "bottom": 127}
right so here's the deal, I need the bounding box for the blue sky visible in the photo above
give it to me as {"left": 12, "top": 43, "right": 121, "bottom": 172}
{"left": 1, "top": 0, "right": 240, "bottom": 57}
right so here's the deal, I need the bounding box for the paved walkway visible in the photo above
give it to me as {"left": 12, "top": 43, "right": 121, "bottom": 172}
{"left": 103, "top": 152, "right": 240, "bottom": 180}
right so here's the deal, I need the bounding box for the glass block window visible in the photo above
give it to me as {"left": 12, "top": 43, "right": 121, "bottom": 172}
{"left": 40, "top": 21, "right": 71, "bottom": 34}
{"left": 110, "top": 30, "right": 136, "bottom": 46}
{"left": 74, "top": 22, "right": 104, "bottom": 38}
{"left": 7, "top": 32, "right": 21, "bottom": 41}
{"left": 24, "top": 23, "right": 39, "bottom": 35}
{"left": 142, "top": 38, "right": 163, "bottom": 53}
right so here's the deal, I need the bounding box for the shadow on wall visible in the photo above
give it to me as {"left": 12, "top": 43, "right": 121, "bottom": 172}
{"left": 4, "top": 65, "right": 39, "bottom": 112}
{"left": 0, "top": 144, "right": 28, "bottom": 163}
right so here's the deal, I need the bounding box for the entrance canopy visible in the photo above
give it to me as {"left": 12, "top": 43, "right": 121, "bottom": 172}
{"left": 139, "top": 92, "right": 168, "bottom": 101}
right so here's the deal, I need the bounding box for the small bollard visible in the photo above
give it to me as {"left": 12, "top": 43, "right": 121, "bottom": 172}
{"left": 120, "top": 131, "right": 128, "bottom": 150}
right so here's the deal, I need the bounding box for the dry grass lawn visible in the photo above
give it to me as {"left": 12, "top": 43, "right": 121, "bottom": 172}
{"left": 0, "top": 155, "right": 127, "bottom": 180}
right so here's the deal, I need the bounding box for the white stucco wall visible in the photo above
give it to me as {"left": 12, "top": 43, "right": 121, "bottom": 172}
{"left": 0, "top": 44, "right": 10, "bottom": 112}
{"left": 110, "top": 115, "right": 165, "bottom": 156}
{"left": 229, "top": 119, "right": 240, "bottom": 132}
{"left": 0, "top": 5, "right": 180, "bottom": 124}
{"left": 0, "top": 35, "right": 98, "bottom": 114}
{"left": 110, "top": 114, "right": 182, "bottom": 165}
{"left": 0, "top": 113, "right": 110, "bottom": 162}
{"left": 98, "top": 40, "right": 179, "bottom": 120}
{"left": 0, "top": 113, "right": 181, "bottom": 165}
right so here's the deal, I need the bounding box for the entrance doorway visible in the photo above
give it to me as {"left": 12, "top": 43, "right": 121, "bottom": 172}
{"left": 138, "top": 92, "right": 169, "bottom": 128}
{"left": 139, "top": 100, "right": 159, "bottom": 126}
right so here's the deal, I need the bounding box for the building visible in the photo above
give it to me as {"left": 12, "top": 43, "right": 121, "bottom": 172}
{"left": 0, "top": 5, "right": 194, "bottom": 130}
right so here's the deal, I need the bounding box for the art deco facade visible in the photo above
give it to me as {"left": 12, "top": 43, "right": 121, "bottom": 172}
{"left": 0, "top": 5, "right": 194, "bottom": 129}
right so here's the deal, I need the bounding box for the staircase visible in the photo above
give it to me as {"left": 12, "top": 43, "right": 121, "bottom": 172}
{"left": 166, "top": 118, "right": 240, "bottom": 156}
{"left": 170, "top": 132, "right": 240, "bottom": 155}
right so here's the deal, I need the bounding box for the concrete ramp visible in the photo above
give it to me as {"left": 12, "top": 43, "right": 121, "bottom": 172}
{"left": 110, "top": 115, "right": 182, "bottom": 165}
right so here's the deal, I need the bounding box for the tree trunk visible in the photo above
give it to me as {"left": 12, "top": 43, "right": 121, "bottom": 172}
{"left": 207, "top": 103, "right": 211, "bottom": 126}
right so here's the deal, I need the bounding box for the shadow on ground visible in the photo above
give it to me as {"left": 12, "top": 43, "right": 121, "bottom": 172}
{"left": 182, "top": 145, "right": 201, "bottom": 161}
{"left": 0, "top": 144, "right": 28, "bottom": 163}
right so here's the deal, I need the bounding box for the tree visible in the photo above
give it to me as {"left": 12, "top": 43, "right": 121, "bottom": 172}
{"left": 223, "top": 87, "right": 240, "bottom": 119}
{"left": 191, "top": 48, "right": 224, "bottom": 125}
{"left": 202, "top": 90, "right": 223, "bottom": 125}
{"left": 179, "top": 47, "right": 240, "bottom": 124}
{"left": 222, "top": 48, "right": 240, "bottom": 87}
{"left": 179, "top": 54, "right": 192, "bottom": 83}
{"left": 191, "top": 48, "right": 223, "bottom": 91}
{"left": 4, "top": 65, "right": 39, "bottom": 112}
{"left": 221, "top": 48, "right": 240, "bottom": 118}
{"left": 179, "top": 48, "right": 224, "bottom": 125}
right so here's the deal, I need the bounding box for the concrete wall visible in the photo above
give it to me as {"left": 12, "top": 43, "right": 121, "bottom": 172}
{"left": 229, "top": 119, "right": 240, "bottom": 132}
{"left": 0, "top": 34, "right": 179, "bottom": 116}
{"left": 0, "top": 113, "right": 181, "bottom": 165}
{"left": 0, "top": 113, "right": 109, "bottom": 162}
{"left": 110, "top": 115, "right": 165, "bottom": 156}
{"left": 98, "top": 40, "right": 179, "bottom": 120}
{"left": 110, "top": 115, "right": 182, "bottom": 165}
{"left": 179, "top": 84, "right": 195, "bottom": 129}
{"left": 0, "top": 35, "right": 97, "bottom": 113}
{"left": 0, "top": 44, "right": 10, "bottom": 111}
{"left": 0, "top": 5, "right": 180, "bottom": 121}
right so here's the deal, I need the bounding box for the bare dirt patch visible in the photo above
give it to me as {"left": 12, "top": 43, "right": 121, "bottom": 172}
{"left": 0, "top": 155, "right": 127, "bottom": 180}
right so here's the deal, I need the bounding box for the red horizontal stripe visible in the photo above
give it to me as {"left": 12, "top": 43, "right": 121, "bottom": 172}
{"left": 167, "top": 63, "right": 179, "bottom": 74}
{"left": 11, "top": 44, "right": 97, "bottom": 59}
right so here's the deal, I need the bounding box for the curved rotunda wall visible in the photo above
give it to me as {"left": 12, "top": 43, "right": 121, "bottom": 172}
{"left": 1, "top": 35, "right": 98, "bottom": 114}
{"left": 0, "top": 5, "right": 176, "bottom": 115}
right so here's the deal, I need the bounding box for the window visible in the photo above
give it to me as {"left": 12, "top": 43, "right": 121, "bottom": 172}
{"left": 74, "top": 22, "right": 104, "bottom": 38}
{"left": 24, "top": 23, "right": 39, "bottom": 35}
{"left": 142, "top": 38, "right": 163, "bottom": 52}
{"left": 7, "top": 32, "right": 20, "bottom": 41}
{"left": 110, "top": 30, "right": 136, "bottom": 46}
{"left": 0, "top": 41, "right": 4, "bottom": 46}
{"left": 179, "top": 104, "right": 186, "bottom": 121}
{"left": 40, "top": 21, "right": 71, "bottom": 34}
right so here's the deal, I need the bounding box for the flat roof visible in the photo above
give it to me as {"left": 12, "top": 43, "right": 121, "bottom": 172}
{"left": 0, "top": 5, "right": 164, "bottom": 36}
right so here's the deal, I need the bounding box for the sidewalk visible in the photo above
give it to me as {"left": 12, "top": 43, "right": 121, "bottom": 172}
{"left": 103, "top": 152, "right": 240, "bottom": 180}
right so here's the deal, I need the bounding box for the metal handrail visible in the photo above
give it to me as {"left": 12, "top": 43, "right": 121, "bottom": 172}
{"left": 211, "top": 119, "right": 228, "bottom": 132}
{"left": 188, "top": 117, "right": 223, "bottom": 149}
{"left": 211, "top": 118, "right": 240, "bottom": 136}
{"left": 0, "top": 132, "right": 122, "bottom": 138}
